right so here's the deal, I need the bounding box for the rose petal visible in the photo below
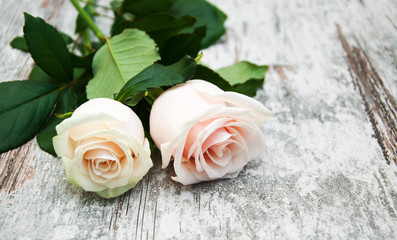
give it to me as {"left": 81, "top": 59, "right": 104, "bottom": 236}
{"left": 227, "top": 146, "right": 248, "bottom": 173}
{"left": 206, "top": 139, "right": 237, "bottom": 167}
{"left": 53, "top": 133, "right": 75, "bottom": 159}
{"left": 190, "top": 80, "right": 272, "bottom": 125}
{"left": 73, "top": 98, "right": 145, "bottom": 143}
{"left": 188, "top": 118, "right": 230, "bottom": 172}
{"left": 172, "top": 143, "right": 202, "bottom": 185}
{"left": 85, "top": 148, "right": 117, "bottom": 161}
{"left": 55, "top": 98, "right": 145, "bottom": 145}
{"left": 62, "top": 157, "right": 106, "bottom": 192}
{"left": 202, "top": 127, "right": 233, "bottom": 152}
{"left": 199, "top": 149, "right": 231, "bottom": 179}
{"left": 95, "top": 159, "right": 111, "bottom": 172}
{"left": 74, "top": 140, "right": 121, "bottom": 175}
{"left": 226, "top": 121, "right": 265, "bottom": 160}
{"left": 150, "top": 80, "right": 226, "bottom": 148}
{"left": 187, "top": 118, "right": 231, "bottom": 161}
{"left": 158, "top": 105, "right": 220, "bottom": 168}
{"left": 129, "top": 138, "right": 153, "bottom": 183}
{"left": 69, "top": 122, "right": 109, "bottom": 141}
{"left": 93, "top": 159, "right": 121, "bottom": 180}
{"left": 56, "top": 112, "right": 119, "bottom": 137}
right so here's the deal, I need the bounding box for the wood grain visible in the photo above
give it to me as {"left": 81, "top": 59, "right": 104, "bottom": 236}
{"left": 337, "top": 24, "right": 397, "bottom": 165}
{"left": 0, "top": 0, "right": 397, "bottom": 239}
{"left": 0, "top": 142, "right": 35, "bottom": 194}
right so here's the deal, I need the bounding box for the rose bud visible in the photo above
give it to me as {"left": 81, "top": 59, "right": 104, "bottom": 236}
{"left": 53, "top": 98, "right": 152, "bottom": 198}
{"left": 150, "top": 80, "right": 271, "bottom": 185}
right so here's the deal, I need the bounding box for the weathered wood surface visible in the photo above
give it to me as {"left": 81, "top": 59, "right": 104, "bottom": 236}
{"left": 1, "top": 0, "right": 396, "bottom": 239}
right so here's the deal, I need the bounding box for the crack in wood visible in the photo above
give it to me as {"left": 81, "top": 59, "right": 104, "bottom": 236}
{"left": 0, "top": 0, "right": 68, "bottom": 197}
{"left": 198, "top": 194, "right": 200, "bottom": 213}
{"left": 111, "top": 192, "right": 126, "bottom": 232}
{"left": 40, "top": 0, "right": 50, "bottom": 8}
{"left": 374, "top": 172, "right": 397, "bottom": 218}
{"left": 272, "top": 65, "right": 294, "bottom": 83}
{"left": 0, "top": 141, "right": 34, "bottom": 194}
{"left": 126, "top": 189, "right": 132, "bottom": 215}
{"left": 152, "top": 200, "right": 157, "bottom": 240}
{"left": 135, "top": 182, "right": 144, "bottom": 240}
{"left": 108, "top": 212, "right": 113, "bottom": 232}
{"left": 140, "top": 175, "right": 150, "bottom": 240}
{"left": 336, "top": 24, "right": 397, "bottom": 165}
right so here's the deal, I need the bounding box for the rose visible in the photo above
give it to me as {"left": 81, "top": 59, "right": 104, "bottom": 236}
{"left": 53, "top": 98, "right": 152, "bottom": 198}
{"left": 150, "top": 80, "right": 271, "bottom": 185}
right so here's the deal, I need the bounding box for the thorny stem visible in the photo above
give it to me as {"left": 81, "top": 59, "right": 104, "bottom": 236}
{"left": 70, "top": 0, "right": 106, "bottom": 43}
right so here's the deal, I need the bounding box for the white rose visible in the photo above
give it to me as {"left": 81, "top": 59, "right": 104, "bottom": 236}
{"left": 150, "top": 80, "right": 271, "bottom": 185}
{"left": 53, "top": 98, "right": 152, "bottom": 198}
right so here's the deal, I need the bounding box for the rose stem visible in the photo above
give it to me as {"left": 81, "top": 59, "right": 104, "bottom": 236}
{"left": 69, "top": 0, "right": 106, "bottom": 43}
{"left": 84, "top": 29, "right": 92, "bottom": 55}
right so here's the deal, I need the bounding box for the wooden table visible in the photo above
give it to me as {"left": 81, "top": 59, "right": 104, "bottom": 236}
{"left": 1, "top": 0, "right": 396, "bottom": 239}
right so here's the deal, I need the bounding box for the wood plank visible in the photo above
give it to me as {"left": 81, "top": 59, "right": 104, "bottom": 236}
{"left": 0, "top": 0, "right": 396, "bottom": 239}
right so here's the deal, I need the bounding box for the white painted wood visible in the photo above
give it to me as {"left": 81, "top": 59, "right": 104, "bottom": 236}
{"left": 0, "top": 0, "right": 396, "bottom": 239}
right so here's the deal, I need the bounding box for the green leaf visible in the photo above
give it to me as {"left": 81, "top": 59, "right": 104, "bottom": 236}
{"left": 29, "top": 65, "right": 54, "bottom": 83}
{"left": 116, "top": 55, "right": 197, "bottom": 106}
{"left": 216, "top": 61, "right": 268, "bottom": 85}
{"left": 0, "top": 80, "right": 60, "bottom": 153}
{"left": 111, "top": 0, "right": 123, "bottom": 11}
{"left": 29, "top": 65, "right": 87, "bottom": 85}
{"left": 23, "top": 13, "right": 73, "bottom": 83}
{"left": 37, "top": 89, "right": 78, "bottom": 156}
{"left": 111, "top": 14, "right": 129, "bottom": 37}
{"left": 122, "top": 0, "right": 176, "bottom": 17}
{"left": 10, "top": 36, "right": 28, "bottom": 52}
{"left": 193, "top": 65, "right": 263, "bottom": 97}
{"left": 86, "top": 29, "right": 160, "bottom": 99}
{"left": 170, "top": 0, "right": 227, "bottom": 48}
{"left": 111, "top": 13, "right": 197, "bottom": 47}
{"left": 77, "top": 41, "right": 103, "bottom": 55}
{"left": 60, "top": 32, "right": 74, "bottom": 45}
{"left": 10, "top": 32, "right": 73, "bottom": 53}
{"left": 160, "top": 26, "right": 205, "bottom": 65}
{"left": 70, "top": 53, "right": 94, "bottom": 69}
{"left": 231, "top": 79, "right": 265, "bottom": 97}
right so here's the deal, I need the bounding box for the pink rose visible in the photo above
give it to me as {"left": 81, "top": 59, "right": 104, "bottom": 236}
{"left": 150, "top": 80, "right": 271, "bottom": 185}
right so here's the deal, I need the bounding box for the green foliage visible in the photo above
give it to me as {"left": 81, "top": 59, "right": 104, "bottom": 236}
{"left": 120, "top": 0, "right": 226, "bottom": 48}
{"left": 2, "top": 0, "right": 268, "bottom": 155}
{"left": 122, "top": 0, "right": 175, "bottom": 17}
{"left": 10, "top": 32, "right": 73, "bottom": 53}
{"left": 29, "top": 65, "right": 53, "bottom": 83}
{"left": 86, "top": 29, "right": 160, "bottom": 99}
{"left": 111, "top": 13, "right": 197, "bottom": 47}
{"left": 216, "top": 61, "right": 268, "bottom": 85}
{"left": 111, "top": 0, "right": 123, "bottom": 11}
{"left": 170, "top": 0, "right": 226, "bottom": 48}
{"left": 193, "top": 65, "right": 265, "bottom": 97}
{"left": 10, "top": 36, "right": 28, "bottom": 52}
{"left": 75, "top": 4, "right": 95, "bottom": 33}
{"left": 116, "top": 56, "right": 197, "bottom": 106}
{"left": 0, "top": 81, "right": 60, "bottom": 152}
{"left": 23, "top": 13, "right": 73, "bottom": 83}
{"left": 160, "top": 26, "right": 206, "bottom": 65}
{"left": 70, "top": 53, "right": 94, "bottom": 69}
{"left": 37, "top": 89, "right": 79, "bottom": 156}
